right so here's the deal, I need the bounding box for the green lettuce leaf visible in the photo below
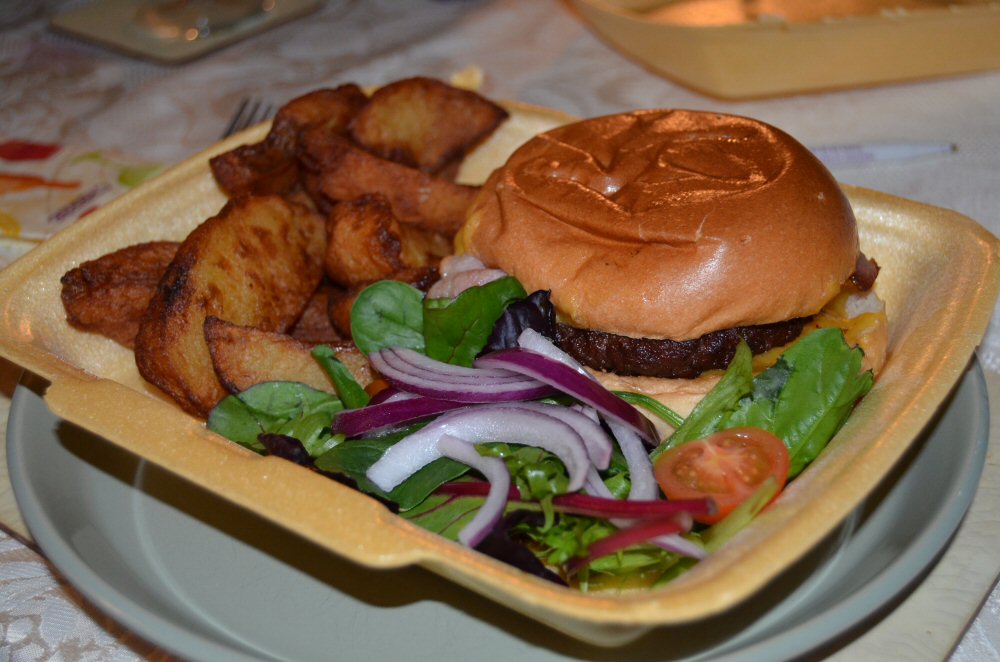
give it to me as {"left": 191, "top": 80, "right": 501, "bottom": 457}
{"left": 423, "top": 276, "right": 527, "bottom": 366}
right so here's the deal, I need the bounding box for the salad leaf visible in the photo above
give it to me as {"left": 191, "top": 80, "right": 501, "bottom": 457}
{"left": 480, "top": 443, "right": 570, "bottom": 500}
{"left": 613, "top": 390, "right": 684, "bottom": 430}
{"left": 311, "top": 345, "right": 370, "bottom": 409}
{"left": 314, "top": 429, "right": 468, "bottom": 509}
{"left": 483, "top": 289, "right": 556, "bottom": 353}
{"left": 651, "top": 342, "right": 755, "bottom": 461}
{"left": 207, "top": 381, "right": 343, "bottom": 455}
{"left": 350, "top": 280, "right": 426, "bottom": 356}
{"left": 400, "top": 492, "right": 483, "bottom": 541}
{"left": 651, "top": 329, "right": 874, "bottom": 477}
{"left": 423, "top": 276, "right": 527, "bottom": 366}
{"left": 724, "top": 328, "right": 874, "bottom": 477}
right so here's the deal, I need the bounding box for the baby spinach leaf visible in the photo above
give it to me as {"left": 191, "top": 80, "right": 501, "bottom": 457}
{"left": 423, "top": 276, "right": 527, "bottom": 366}
{"left": 311, "top": 345, "right": 370, "bottom": 409}
{"left": 350, "top": 280, "right": 425, "bottom": 356}
{"left": 207, "top": 381, "right": 343, "bottom": 454}
{"left": 730, "top": 328, "right": 873, "bottom": 477}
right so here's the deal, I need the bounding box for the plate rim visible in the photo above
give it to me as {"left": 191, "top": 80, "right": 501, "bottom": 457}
{"left": 5, "top": 360, "right": 989, "bottom": 661}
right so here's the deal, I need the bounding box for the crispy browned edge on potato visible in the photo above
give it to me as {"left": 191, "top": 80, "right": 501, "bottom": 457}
{"left": 65, "top": 77, "right": 512, "bottom": 414}
{"left": 205, "top": 316, "right": 370, "bottom": 394}
{"left": 134, "top": 195, "right": 326, "bottom": 417}
{"left": 209, "top": 84, "right": 369, "bottom": 198}
{"left": 60, "top": 241, "right": 180, "bottom": 349}
{"left": 289, "top": 283, "right": 343, "bottom": 343}
{"left": 349, "top": 76, "right": 509, "bottom": 174}
{"left": 324, "top": 194, "right": 452, "bottom": 287}
{"left": 300, "top": 129, "right": 479, "bottom": 235}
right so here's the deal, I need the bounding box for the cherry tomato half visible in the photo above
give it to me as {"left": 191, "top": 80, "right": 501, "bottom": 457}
{"left": 653, "top": 427, "right": 790, "bottom": 524}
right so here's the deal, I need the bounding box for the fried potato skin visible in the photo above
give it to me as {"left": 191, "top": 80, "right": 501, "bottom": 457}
{"left": 300, "top": 129, "right": 478, "bottom": 234}
{"left": 324, "top": 194, "right": 451, "bottom": 287}
{"left": 289, "top": 282, "right": 343, "bottom": 344}
{"left": 205, "top": 316, "right": 370, "bottom": 394}
{"left": 135, "top": 195, "right": 326, "bottom": 417}
{"left": 210, "top": 84, "right": 369, "bottom": 198}
{"left": 349, "top": 76, "right": 508, "bottom": 174}
{"left": 60, "top": 241, "right": 179, "bottom": 348}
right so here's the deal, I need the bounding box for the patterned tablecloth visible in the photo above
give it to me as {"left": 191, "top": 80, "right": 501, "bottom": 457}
{"left": 2, "top": 0, "right": 1000, "bottom": 659}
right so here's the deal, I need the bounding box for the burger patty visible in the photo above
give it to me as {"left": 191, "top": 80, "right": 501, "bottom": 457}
{"left": 555, "top": 317, "right": 809, "bottom": 379}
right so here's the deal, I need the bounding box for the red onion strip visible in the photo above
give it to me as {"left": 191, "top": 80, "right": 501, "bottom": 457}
{"left": 606, "top": 420, "right": 659, "bottom": 501}
{"left": 437, "top": 435, "right": 510, "bottom": 547}
{"left": 434, "top": 482, "right": 715, "bottom": 519}
{"left": 651, "top": 534, "right": 708, "bottom": 560}
{"left": 369, "top": 348, "right": 556, "bottom": 402}
{"left": 332, "top": 396, "right": 467, "bottom": 438}
{"left": 366, "top": 406, "right": 591, "bottom": 493}
{"left": 487, "top": 401, "right": 612, "bottom": 469}
{"left": 473, "top": 348, "right": 658, "bottom": 445}
{"left": 517, "top": 328, "right": 592, "bottom": 379}
{"left": 567, "top": 514, "right": 693, "bottom": 575}
{"left": 375, "top": 347, "right": 534, "bottom": 384}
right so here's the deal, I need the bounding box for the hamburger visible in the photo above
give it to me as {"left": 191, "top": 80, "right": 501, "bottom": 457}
{"left": 456, "top": 109, "right": 887, "bottom": 416}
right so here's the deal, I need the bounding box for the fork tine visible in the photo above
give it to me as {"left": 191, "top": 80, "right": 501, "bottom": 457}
{"left": 220, "top": 97, "right": 276, "bottom": 139}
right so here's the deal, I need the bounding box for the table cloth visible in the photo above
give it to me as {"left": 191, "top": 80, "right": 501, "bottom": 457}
{"left": 2, "top": 0, "right": 1000, "bottom": 659}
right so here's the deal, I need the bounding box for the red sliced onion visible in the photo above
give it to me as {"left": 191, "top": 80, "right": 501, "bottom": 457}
{"left": 651, "top": 534, "right": 707, "bottom": 560}
{"left": 439, "top": 254, "right": 486, "bottom": 277}
{"left": 606, "top": 420, "right": 659, "bottom": 501}
{"left": 427, "top": 267, "right": 508, "bottom": 299}
{"left": 568, "top": 514, "right": 693, "bottom": 575}
{"left": 332, "top": 396, "right": 467, "bottom": 438}
{"left": 368, "top": 387, "right": 410, "bottom": 405}
{"left": 435, "top": 481, "right": 522, "bottom": 500}
{"left": 366, "top": 405, "right": 591, "bottom": 493}
{"left": 584, "top": 466, "right": 615, "bottom": 499}
{"left": 437, "top": 435, "right": 511, "bottom": 547}
{"left": 488, "top": 401, "right": 611, "bottom": 469}
{"left": 435, "top": 481, "right": 715, "bottom": 519}
{"left": 473, "top": 348, "right": 658, "bottom": 445}
{"left": 517, "top": 328, "right": 592, "bottom": 379}
{"left": 370, "top": 347, "right": 556, "bottom": 402}
{"left": 375, "top": 347, "right": 531, "bottom": 384}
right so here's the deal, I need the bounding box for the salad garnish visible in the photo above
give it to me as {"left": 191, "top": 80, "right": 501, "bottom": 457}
{"left": 207, "top": 274, "right": 874, "bottom": 589}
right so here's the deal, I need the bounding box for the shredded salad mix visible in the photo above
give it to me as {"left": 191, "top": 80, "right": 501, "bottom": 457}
{"left": 206, "top": 269, "right": 874, "bottom": 590}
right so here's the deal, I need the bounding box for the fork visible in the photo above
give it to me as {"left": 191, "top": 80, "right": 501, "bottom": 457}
{"left": 220, "top": 97, "right": 276, "bottom": 139}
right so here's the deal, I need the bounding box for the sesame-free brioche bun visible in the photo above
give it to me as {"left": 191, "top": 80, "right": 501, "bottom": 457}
{"left": 458, "top": 109, "right": 859, "bottom": 341}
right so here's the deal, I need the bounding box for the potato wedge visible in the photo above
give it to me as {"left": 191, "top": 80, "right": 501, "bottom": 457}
{"left": 289, "top": 282, "right": 343, "bottom": 344}
{"left": 135, "top": 195, "right": 326, "bottom": 417}
{"left": 301, "top": 129, "right": 479, "bottom": 234}
{"left": 210, "top": 84, "right": 369, "bottom": 198}
{"left": 324, "top": 194, "right": 451, "bottom": 287}
{"left": 205, "top": 316, "right": 370, "bottom": 394}
{"left": 349, "top": 76, "right": 508, "bottom": 174}
{"left": 61, "top": 241, "right": 179, "bottom": 348}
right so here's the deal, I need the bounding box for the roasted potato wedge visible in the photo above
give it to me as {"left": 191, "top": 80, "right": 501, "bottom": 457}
{"left": 349, "top": 76, "right": 508, "bottom": 174}
{"left": 324, "top": 194, "right": 451, "bottom": 287}
{"left": 210, "top": 84, "right": 369, "bottom": 198}
{"left": 300, "top": 129, "right": 478, "bottom": 234}
{"left": 289, "top": 282, "right": 343, "bottom": 344}
{"left": 135, "top": 195, "right": 326, "bottom": 417}
{"left": 61, "top": 241, "right": 179, "bottom": 348}
{"left": 205, "top": 316, "right": 370, "bottom": 394}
